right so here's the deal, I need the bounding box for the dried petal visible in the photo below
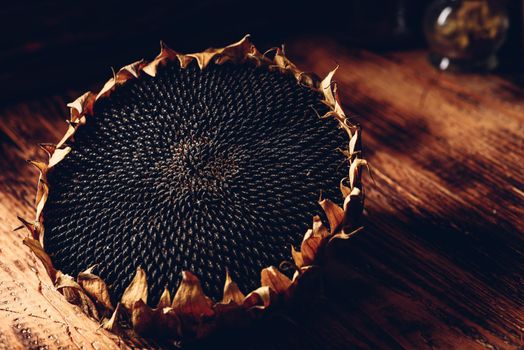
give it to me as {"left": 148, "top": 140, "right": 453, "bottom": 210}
{"left": 121, "top": 267, "right": 148, "bottom": 310}
{"left": 48, "top": 146, "right": 71, "bottom": 168}
{"left": 66, "top": 91, "right": 95, "bottom": 121}
{"left": 157, "top": 287, "right": 172, "bottom": 309}
{"left": 102, "top": 303, "right": 123, "bottom": 332}
{"left": 17, "top": 216, "right": 37, "bottom": 240}
{"left": 78, "top": 269, "right": 113, "bottom": 311}
{"left": 142, "top": 42, "right": 178, "bottom": 77}
{"left": 291, "top": 246, "right": 304, "bottom": 268}
{"left": 222, "top": 271, "right": 244, "bottom": 305}
{"left": 329, "top": 226, "right": 364, "bottom": 243}
{"left": 349, "top": 158, "right": 368, "bottom": 189}
{"left": 131, "top": 299, "right": 155, "bottom": 335}
{"left": 261, "top": 266, "right": 291, "bottom": 293}
{"left": 301, "top": 229, "right": 322, "bottom": 265}
{"left": 318, "top": 198, "right": 345, "bottom": 233}
{"left": 22, "top": 237, "right": 56, "bottom": 281}
{"left": 158, "top": 307, "right": 182, "bottom": 336}
{"left": 56, "top": 273, "right": 99, "bottom": 320}
{"left": 340, "top": 179, "right": 351, "bottom": 198}
{"left": 320, "top": 67, "right": 338, "bottom": 106}
{"left": 172, "top": 271, "right": 214, "bottom": 318}
{"left": 349, "top": 129, "right": 360, "bottom": 156}
{"left": 96, "top": 60, "right": 146, "bottom": 99}
{"left": 242, "top": 286, "right": 272, "bottom": 309}
{"left": 312, "top": 215, "right": 329, "bottom": 238}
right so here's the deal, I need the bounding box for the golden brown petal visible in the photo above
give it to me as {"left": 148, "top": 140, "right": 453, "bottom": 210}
{"left": 329, "top": 226, "right": 365, "bottom": 243}
{"left": 121, "top": 267, "right": 148, "bottom": 310}
{"left": 158, "top": 307, "right": 182, "bottom": 336}
{"left": 17, "top": 216, "right": 38, "bottom": 240}
{"left": 131, "top": 299, "right": 156, "bottom": 335}
{"left": 56, "top": 272, "right": 100, "bottom": 320}
{"left": 318, "top": 198, "right": 345, "bottom": 232}
{"left": 157, "top": 287, "right": 172, "bottom": 309}
{"left": 185, "top": 34, "right": 253, "bottom": 69}
{"left": 300, "top": 229, "right": 321, "bottom": 266}
{"left": 312, "top": 215, "right": 330, "bottom": 238}
{"left": 102, "top": 303, "right": 124, "bottom": 332}
{"left": 291, "top": 245, "right": 304, "bottom": 268}
{"left": 222, "top": 271, "right": 245, "bottom": 305}
{"left": 320, "top": 67, "right": 338, "bottom": 107}
{"left": 349, "top": 158, "right": 368, "bottom": 189}
{"left": 48, "top": 146, "right": 71, "bottom": 168}
{"left": 22, "top": 237, "right": 56, "bottom": 281}
{"left": 66, "top": 91, "right": 95, "bottom": 121}
{"left": 261, "top": 266, "right": 292, "bottom": 294}
{"left": 340, "top": 179, "right": 352, "bottom": 198}
{"left": 142, "top": 42, "right": 178, "bottom": 77}
{"left": 78, "top": 268, "right": 114, "bottom": 311}
{"left": 242, "top": 286, "right": 273, "bottom": 309}
{"left": 172, "top": 271, "right": 214, "bottom": 318}
{"left": 96, "top": 60, "right": 147, "bottom": 100}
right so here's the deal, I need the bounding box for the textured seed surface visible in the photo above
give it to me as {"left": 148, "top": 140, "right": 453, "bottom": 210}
{"left": 43, "top": 60, "right": 347, "bottom": 305}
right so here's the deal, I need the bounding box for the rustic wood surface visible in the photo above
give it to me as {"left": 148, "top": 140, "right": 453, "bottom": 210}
{"left": 0, "top": 37, "right": 523, "bottom": 349}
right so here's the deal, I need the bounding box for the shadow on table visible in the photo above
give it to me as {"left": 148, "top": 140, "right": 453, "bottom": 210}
{"left": 182, "top": 204, "right": 523, "bottom": 350}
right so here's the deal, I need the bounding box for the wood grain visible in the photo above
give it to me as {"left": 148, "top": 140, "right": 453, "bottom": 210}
{"left": 1, "top": 38, "right": 523, "bottom": 349}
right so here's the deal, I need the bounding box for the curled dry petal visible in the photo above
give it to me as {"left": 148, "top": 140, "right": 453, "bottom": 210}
{"left": 48, "top": 146, "right": 71, "bottom": 168}
{"left": 56, "top": 272, "right": 100, "bottom": 320}
{"left": 301, "top": 216, "right": 331, "bottom": 265}
{"left": 102, "top": 303, "right": 123, "bottom": 332}
{"left": 56, "top": 123, "right": 78, "bottom": 149}
{"left": 340, "top": 179, "right": 352, "bottom": 198}
{"left": 312, "top": 215, "right": 329, "bottom": 238}
{"left": 96, "top": 60, "right": 147, "bottom": 100}
{"left": 187, "top": 35, "right": 253, "bottom": 69}
{"left": 142, "top": 41, "right": 178, "bottom": 77}
{"left": 157, "top": 287, "right": 172, "bottom": 309}
{"left": 349, "top": 129, "right": 360, "bottom": 156}
{"left": 121, "top": 267, "right": 148, "bottom": 310}
{"left": 131, "top": 299, "right": 155, "bottom": 335}
{"left": 66, "top": 91, "right": 95, "bottom": 121}
{"left": 261, "top": 266, "right": 292, "bottom": 294}
{"left": 319, "top": 198, "right": 345, "bottom": 233}
{"left": 158, "top": 307, "right": 182, "bottom": 336}
{"left": 38, "top": 143, "right": 56, "bottom": 157}
{"left": 329, "top": 226, "right": 365, "bottom": 244}
{"left": 78, "top": 269, "right": 114, "bottom": 311}
{"left": 172, "top": 271, "right": 214, "bottom": 318}
{"left": 22, "top": 237, "right": 56, "bottom": 282}
{"left": 349, "top": 158, "right": 368, "bottom": 189}
{"left": 17, "top": 216, "right": 38, "bottom": 240}
{"left": 291, "top": 245, "right": 304, "bottom": 268}
{"left": 321, "top": 67, "right": 338, "bottom": 107}
{"left": 242, "top": 286, "right": 273, "bottom": 309}
{"left": 222, "top": 271, "right": 244, "bottom": 305}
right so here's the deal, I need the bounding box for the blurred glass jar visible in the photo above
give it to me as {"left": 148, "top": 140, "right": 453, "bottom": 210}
{"left": 424, "top": 0, "right": 509, "bottom": 72}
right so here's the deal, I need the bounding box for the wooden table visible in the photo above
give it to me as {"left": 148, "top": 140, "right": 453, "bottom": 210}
{"left": 1, "top": 38, "right": 523, "bottom": 349}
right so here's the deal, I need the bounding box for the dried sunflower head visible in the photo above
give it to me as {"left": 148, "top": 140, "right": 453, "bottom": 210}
{"left": 20, "top": 36, "right": 365, "bottom": 340}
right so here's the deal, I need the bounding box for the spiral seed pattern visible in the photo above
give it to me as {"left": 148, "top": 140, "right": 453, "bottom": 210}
{"left": 43, "top": 60, "right": 347, "bottom": 305}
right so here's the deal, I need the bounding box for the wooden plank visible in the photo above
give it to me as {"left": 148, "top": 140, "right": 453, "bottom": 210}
{"left": 289, "top": 38, "right": 524, "bottom": 349}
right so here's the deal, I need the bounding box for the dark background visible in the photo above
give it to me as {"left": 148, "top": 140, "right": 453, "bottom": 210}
{"left": 0, "top": 0, "right": 522, "bottom": 105}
